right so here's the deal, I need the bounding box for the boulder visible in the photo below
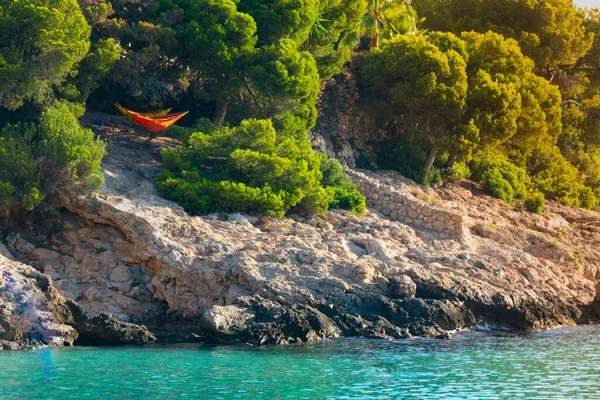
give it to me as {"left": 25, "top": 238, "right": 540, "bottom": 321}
{"left": 391, "top": 275, "right": 417, "bottom": 300}
{"left": 200, "top": 305, "right": 256, "bottom": 341}
{"left": 0, "top": 253, "right": 79, "bottom": 347}
{"left": 75, "top": 314, "right": 155, "bottom": 345}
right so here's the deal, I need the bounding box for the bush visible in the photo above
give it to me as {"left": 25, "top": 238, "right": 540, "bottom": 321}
{"left": 156, "top": 171, "right": 287, "bottom": 216}
{"left": 473, "top": 156, "right": 528, "bottom": 204}
{"left": 319, "top": 153, "right": 355, "bottom": 190}
{"left": 0, "top": 129, "right": 45, "bottom": 210}
{"left": 578, "top": 186, "right": 598, "bottom": 211}
{"left": 329, "top": 186, "right": 366, "bottom": 214}
{"left": 171, "top": 118, "right": 216, "bottom": 145}
{"left": 524, "top": 191, "right": 545, "bottom": 214}
{"left": 528, "top": 144, "right": 581, "bottom": 207}
{"left": 318, "top": 154, "right": 366, "bottom": 214}
{"left": 156, "top": 119, "right": 365, "bottom": 217}
{"left": 482, "top": 168, "right": 515, "bottom": 203}
{"left": 443, "top": 162, "right": 471, "bottom": 183}
{"left": 377, "top": 135, "right": 428, "bottom": 184}
{"left": 0, "top": 103, "right": 106, "bottom": 210}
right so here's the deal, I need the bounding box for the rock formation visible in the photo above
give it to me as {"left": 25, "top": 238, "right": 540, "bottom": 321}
{"left": 1, "top": 115, "right": 599, "bottom": 347}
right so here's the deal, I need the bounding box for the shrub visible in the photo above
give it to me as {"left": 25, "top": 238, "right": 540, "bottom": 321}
{"left": 524, "top": 191, "right": 545, "bottom": 214}
{"left": 329, "top": 186, "right": 366, "bottom": 214}
{"left": 482, "top": 168, "right": 515, "bottom": 203}
{"left": 156, "top": 119, "right": 365, "bottom": 217}
{"left": 318, "top": 154, "right": 366, "bottom": 214}
{"left": 578, "top": 186, "right": 598, "bottom": 211}
{"left": 319, "top": 153, "right": 355, "bottom": 190}
{"left": 377, "top": 135, "right": 429, "bottom": 184}
{"left": 473, "top": 156, "right": 528, "bottom": 203}
{"left": 443, "top": 162, "right": 471, "bottom": 183}
{"left": 0, "top": 103, "right": 106, "bottom": 210}
{"left": 423, "top": 166, "right": 443, "bottom": 186}
{"left": 528, "top": 144, "right": 581, "bottom": 207}
{"left": 156, "top": 171, "right": 287, "bottom": 216}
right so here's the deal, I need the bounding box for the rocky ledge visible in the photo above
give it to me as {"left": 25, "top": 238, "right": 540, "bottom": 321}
{"left": 0, "top": 116, "right": 599, "bottom": 347}
{"left": 0, "top": 246, "right": 154, "bottom": 349}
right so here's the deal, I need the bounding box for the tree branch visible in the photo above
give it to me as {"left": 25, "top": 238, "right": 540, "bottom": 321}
{"left": 561, "top": 99, "right": 586, "bottom": 111}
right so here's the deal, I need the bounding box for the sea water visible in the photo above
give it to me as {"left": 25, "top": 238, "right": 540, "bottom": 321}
{"left": 0, "top": 325, "right": 599, "bottom": 399}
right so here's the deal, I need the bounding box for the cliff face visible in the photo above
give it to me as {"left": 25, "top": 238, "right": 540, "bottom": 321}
{"left": 1, "top": 116, "right": 599, "bottom": 347}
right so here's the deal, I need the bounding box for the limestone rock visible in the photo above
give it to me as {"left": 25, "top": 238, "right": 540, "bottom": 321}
{"left": 200, "top": 305, "right": 256, "bottom": 341}
{"left": 391, "top": 275, "right": 417, "bottom": 300}
{"left": 76, "top": 314, "right": 155, "bottom": 345}
{"left": 0, "top": 122, "right": 595, "bottom": 347}
{"left": 0, "top": 253, "right": 79, "bottom": 347}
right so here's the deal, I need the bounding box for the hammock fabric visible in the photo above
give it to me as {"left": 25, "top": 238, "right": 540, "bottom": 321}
{"left": 114, "top": 103, "right": 188, "bottom": 133}
{"left": 114, "top": 103, "right": 172, "bottom": 125}
{"left": 130, "top": 111, "right": 189, "bottom": 133}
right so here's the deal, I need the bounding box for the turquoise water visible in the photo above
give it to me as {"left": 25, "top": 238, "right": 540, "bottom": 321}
{"left": 0, "top": 326, "right": 599, "bottom": 399}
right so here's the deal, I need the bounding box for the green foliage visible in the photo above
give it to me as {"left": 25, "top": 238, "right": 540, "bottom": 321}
{"left": 443, "top": 162, "right": 471, "bottom": 184}
{"left": 318, "top": 153, "right": 366, "bottom": 213}
{"left": 578, "top": 186, "right": 598, "bottom": 211}
{"left": 361, "top": 34, "right": 469, "bottom": 178}
{"left": 0, "top": 126, "right": 44, "bottom": 210}
{"left": 329, "top": 186, "right": 366, "bottom": 214}
{"left": 157, "top": 119, "right": 364, "bottom": 217}
{"left": 528, "top": 142, "right": 583, "bottom": 207}
{"left": 415, "top": 0, "right": 593, "bottom": 74}
{"left": 473, "top": 156, "right": 528, "bottom": 204}
{"left": 250, "top": 38, "right": 321, "bottom": 131}
{"left": 320, "top": 154, "right": 352, "bottom": 188}
{"left": 4, "top": 0, "right": 599, "bottom": 219}
{"left": 578, "top": 9, "right": 600, "bottom": 95}
{"left": 61, "top": 38, "right": 121, "bottom": 103}
{"left": 87, "top": 0, "right": 364, "bottom": 125}
{"left": 238, "top": 0, "right": 319, "bottom": 46}
{"left": 303, "top": 0, "right": 367, "bottom": 78}
{"left": 482, "top": 168, "right": 515, "bottom": 204}
{"left": 0, "top": 0, "right": 91, "bottom": 110}
{"left": 375, "top": 129, "right": 442, "bottom": 185}
{"left": 342, "top": 0, "right": 423, "bottom": 49}
{"left": 156, "top": 172, "right": 287, "bottom": 216}
{"left": 0, "top": 103, "right": 106, "bottom": 210}
{"left": 172, "top": 0, "right": 258, "bottom": 100}
{"left": 524, "top": 191, "right": 545, "bottom": 214}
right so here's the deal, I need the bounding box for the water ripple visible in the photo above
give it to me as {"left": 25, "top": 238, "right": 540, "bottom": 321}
{"left": 0, "top": 326, "right": 598, "bottom": 399}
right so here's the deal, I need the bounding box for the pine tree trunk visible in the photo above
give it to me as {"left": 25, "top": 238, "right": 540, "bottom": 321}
{"left": 422, "top": 145, "right": 439, "bottom": 182}
{"left": 0, "top": 91, "right": 4, "bottom": 109}
{"left": 213, "top": 96, "right": 229, "bottom": 128}
{"left": 80, "top": 86, "right": 91, "bottom": 104}
{"left": 446, "top": 153, "right": 457, "bottom": 170}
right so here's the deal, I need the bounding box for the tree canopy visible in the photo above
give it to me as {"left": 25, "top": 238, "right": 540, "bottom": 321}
{"left": 415, "top": 0, "right": 594, "bottom": 77}
{"left": 0, "top": 0, "right": 91, "bottom": 109}
{"left": 3, "top": 0, "right": 600, "bottom": 216}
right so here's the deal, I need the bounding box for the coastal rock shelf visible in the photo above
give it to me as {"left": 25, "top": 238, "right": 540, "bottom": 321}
{"left": 1, "top": 125, "right": 600, "bottom": 347}
{"left": 0, "top": 251, "right": 152, "bottom": 348}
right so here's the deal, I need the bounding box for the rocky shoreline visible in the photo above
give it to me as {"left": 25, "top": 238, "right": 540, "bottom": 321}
{"left": 0, "top": 119, "right": 599, "bottom": 348}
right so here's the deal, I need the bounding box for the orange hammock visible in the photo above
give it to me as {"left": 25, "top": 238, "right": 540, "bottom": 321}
{"left": 130, "top": 111, "right": 189, "bottom": 133}
{"left": 115, "top": 103, "right": 188, "bottom": 133}
{"left": 114, "top": 103, "right": 173, "bottom": 125}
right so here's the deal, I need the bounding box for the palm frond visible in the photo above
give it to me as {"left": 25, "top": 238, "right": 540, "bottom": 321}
{"left": 340, "top": 32, "right": 361, "bottom": 48}
{"left": 362, "top": 14, "right": 378, "bottom": 32}
{"left": 310, "top": 15, "right": 331, "bottom": 38}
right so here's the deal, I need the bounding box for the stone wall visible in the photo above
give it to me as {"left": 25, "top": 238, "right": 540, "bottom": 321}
{"left": 347, "top": 169, "right": 470, "bottom": 239}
